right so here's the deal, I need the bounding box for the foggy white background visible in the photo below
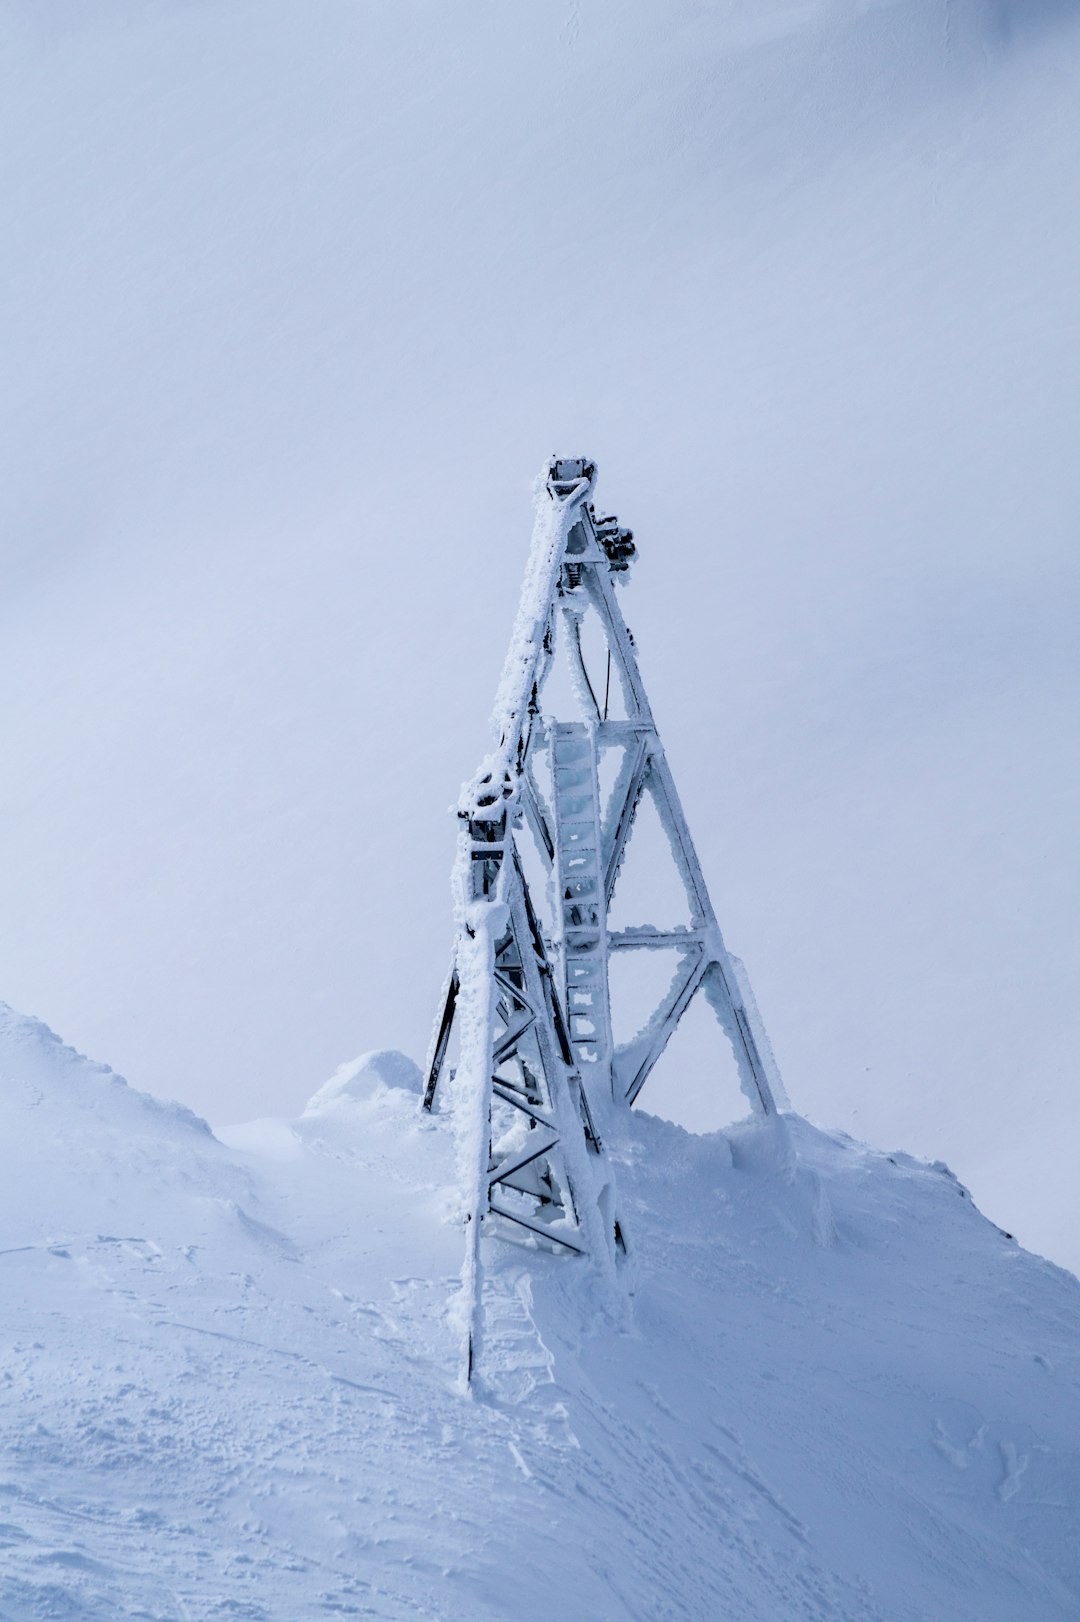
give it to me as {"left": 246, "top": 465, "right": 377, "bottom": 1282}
{"left": 1, "top": 0, "right": 1077, "bottom": 1269}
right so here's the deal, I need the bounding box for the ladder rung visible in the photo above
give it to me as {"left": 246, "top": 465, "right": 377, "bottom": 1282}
{"left": 563, "top": 909, "right": 600, "bottom": 930}
{"left": 558, "top": 822, "right": 594, "bottom": 844}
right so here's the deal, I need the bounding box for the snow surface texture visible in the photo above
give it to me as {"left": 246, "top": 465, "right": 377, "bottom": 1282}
{"left": 3, "top": 1001, "right": 1079, "bottom": 1620}
{"left": 1, "top": 0, "right": 1078, "bottom": 1275}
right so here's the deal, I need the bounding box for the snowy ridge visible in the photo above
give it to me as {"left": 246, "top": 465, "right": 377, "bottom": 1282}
{"left": 2, "top": 1005, "right": 1079, "bottom": 1618}
{"left": 0, "top": 1000, "right": 211, "bottom": 1145}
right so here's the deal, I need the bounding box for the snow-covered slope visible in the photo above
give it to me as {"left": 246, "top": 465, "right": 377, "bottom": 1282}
{"left": 1, "top": 0, "right": 1078, "bottom": 1273}
{"left": 3, "top": 1002, "right": 1078, "bottom": 1620}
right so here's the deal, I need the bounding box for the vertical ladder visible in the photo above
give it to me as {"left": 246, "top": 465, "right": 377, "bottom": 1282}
{"left": 551, "top": 722, "right": 613, "bottom": 1085}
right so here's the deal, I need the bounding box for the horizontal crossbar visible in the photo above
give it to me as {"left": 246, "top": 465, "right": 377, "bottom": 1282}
{"left": 487, "top": 1199, "right": 585, "bottom": 1254}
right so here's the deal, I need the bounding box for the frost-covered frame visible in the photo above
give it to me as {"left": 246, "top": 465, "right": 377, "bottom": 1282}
{"left": 424, "top": 459, "right": 784, "bottom": 1345}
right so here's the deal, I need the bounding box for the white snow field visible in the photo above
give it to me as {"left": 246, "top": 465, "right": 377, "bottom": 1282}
{"left": 2, "top": 1001, "right": 1079, "bottom": 1620}
{"left": 1, "top": 0, "right": 1079, "bottom": 1278}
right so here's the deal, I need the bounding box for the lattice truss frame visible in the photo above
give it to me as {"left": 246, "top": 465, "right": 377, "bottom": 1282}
{"left": 424, "top": 458, "right": 784, "bottom": 1265}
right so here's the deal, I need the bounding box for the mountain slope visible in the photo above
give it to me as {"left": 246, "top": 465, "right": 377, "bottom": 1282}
{"left": 2, "top": 1003, "right": 1078, "bottom": 1620}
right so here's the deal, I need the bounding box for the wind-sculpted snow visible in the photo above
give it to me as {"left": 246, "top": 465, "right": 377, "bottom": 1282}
{"left": 2, "top": 1007, "right": 1079, "bottom": 1619}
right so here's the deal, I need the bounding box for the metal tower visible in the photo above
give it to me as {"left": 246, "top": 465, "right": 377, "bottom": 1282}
{"left": 424, "top": 457, "right": 784, "bottom": 1285}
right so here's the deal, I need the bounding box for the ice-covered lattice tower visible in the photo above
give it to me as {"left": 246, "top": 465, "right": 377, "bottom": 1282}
{"left": 424, "top": 458, "right": 784, "bottom": 1287}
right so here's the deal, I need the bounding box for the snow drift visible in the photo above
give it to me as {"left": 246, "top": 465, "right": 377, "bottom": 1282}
{"left": 2, "top": 1002, "right": 1078, "bottom": 1619}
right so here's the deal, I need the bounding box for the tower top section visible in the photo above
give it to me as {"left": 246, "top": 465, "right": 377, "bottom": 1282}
{"left": 546, "top": 457, "right": 595, "bottom": 497}
{"left": 546, "top": 457, "right": 637, "bottom": 575}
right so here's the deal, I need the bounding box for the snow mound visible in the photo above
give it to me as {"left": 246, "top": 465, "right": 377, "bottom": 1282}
{"left": 303, "top": 1046, "right": 422, "bottom": 1113}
